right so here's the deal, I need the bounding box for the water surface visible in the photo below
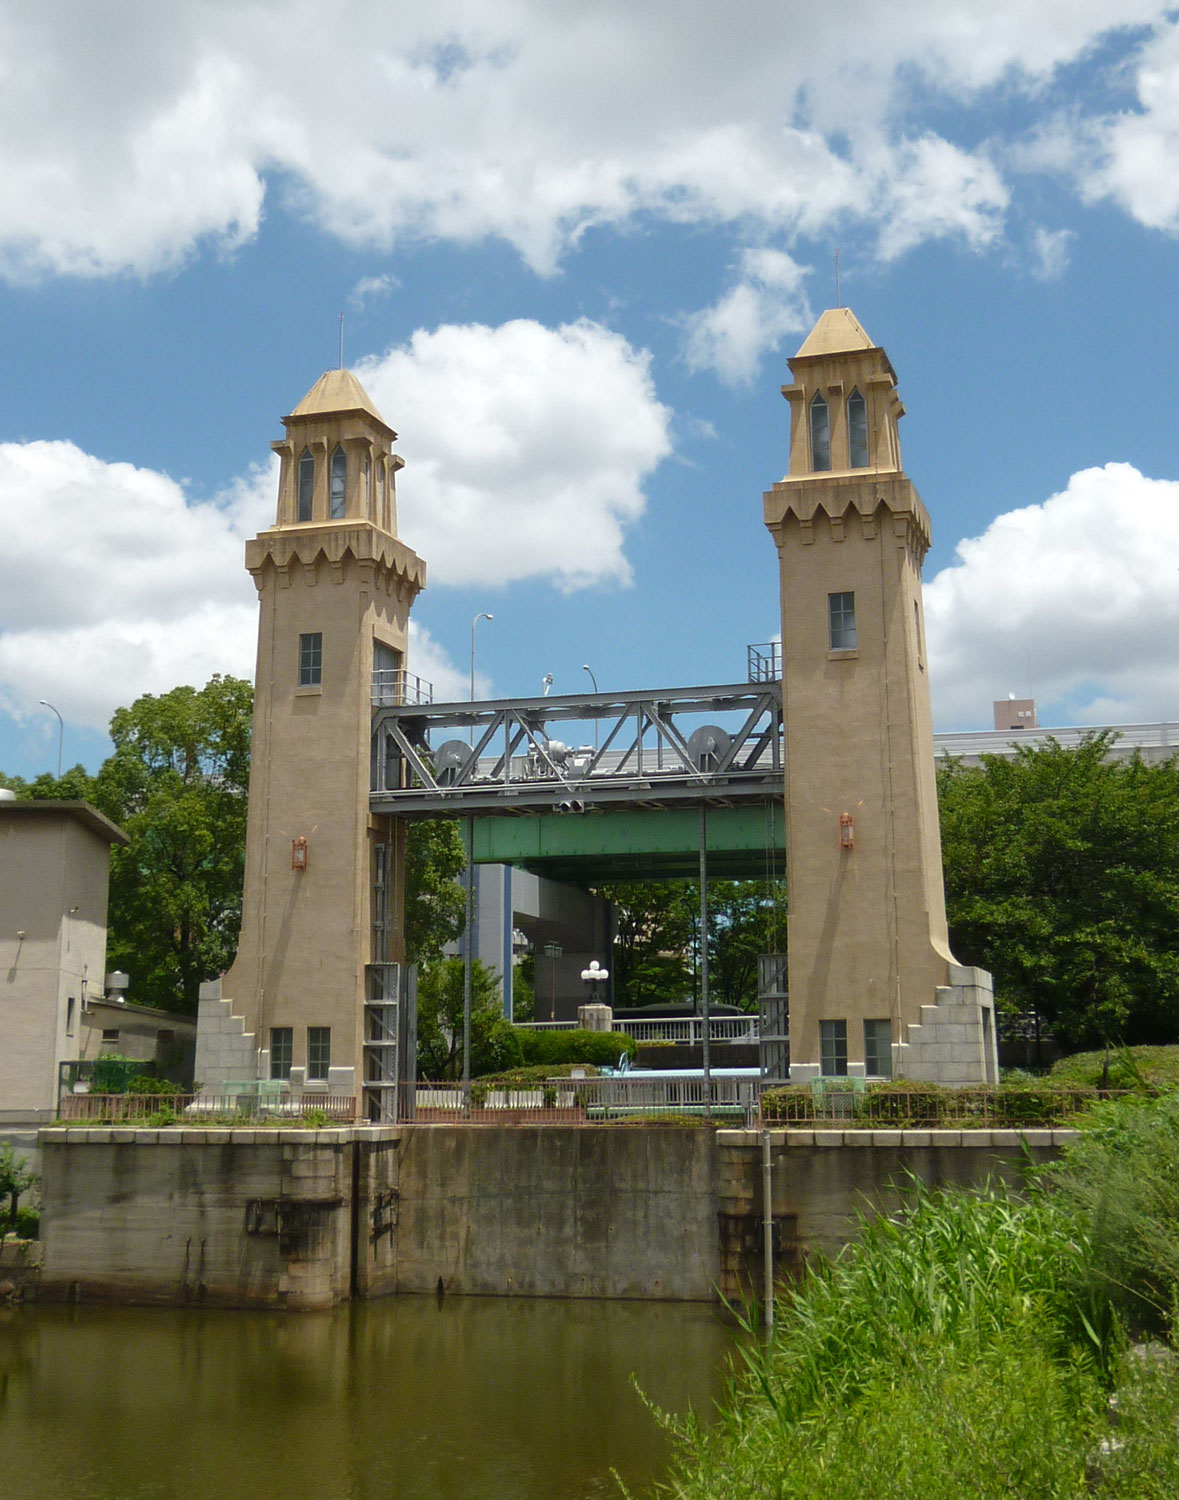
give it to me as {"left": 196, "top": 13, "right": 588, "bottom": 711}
{"left": 0, "top": 1296, "right": 733, "bottom": 1499}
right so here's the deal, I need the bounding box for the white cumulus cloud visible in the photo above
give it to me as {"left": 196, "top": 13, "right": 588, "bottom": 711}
{"left": 925, "top": 463, "right": 1179, "bottom": 729}
{"left": 357, "top": 319, "right": 672, "bottom": 590}
{"left": 682, "top": 248, "right": 812, "bottom": 386}
{"left": 0, "top": 1, "right": 1168, "bottom": 281}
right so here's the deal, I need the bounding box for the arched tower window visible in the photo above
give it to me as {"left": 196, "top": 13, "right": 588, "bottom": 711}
{"left": 364, "top": 454, "right": 372, "bottom": 517}
{"left": 847, "top": 388, "right": 868, "bottom": 469}
{"left": 376, "top": 463, "right": 385, "bottom": 528}
{"left": 810, "top": 392, "right": 831, "bottom": 472}
{"left": 330, "top": 445, "right": 347, "bottom": 519}
{"left": 297, "top": 448, "right": 314, "bottom": 522}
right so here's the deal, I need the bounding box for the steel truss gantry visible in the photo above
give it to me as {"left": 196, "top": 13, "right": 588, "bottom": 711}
{"left": 370, "top": 681, "right": 783, "bottom": 817}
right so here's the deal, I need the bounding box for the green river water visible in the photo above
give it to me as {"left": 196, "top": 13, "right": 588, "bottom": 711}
{"left": 0, "top": 1297, "right": 733, "bottom": 1499}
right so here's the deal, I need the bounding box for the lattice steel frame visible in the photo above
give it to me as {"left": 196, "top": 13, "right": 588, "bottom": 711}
{"left": 370, "top": 681, "right": 783, "bottom": 816}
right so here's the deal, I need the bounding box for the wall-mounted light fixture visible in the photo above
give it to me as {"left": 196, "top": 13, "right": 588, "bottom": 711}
{"left": 291, "top": 836, "right": 309, "bottom": 871}
{"left": 839, "top": 812, "right": 856, "bottom": 850}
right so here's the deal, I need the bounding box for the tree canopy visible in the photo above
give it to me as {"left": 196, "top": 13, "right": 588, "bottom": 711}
{"left": 939, "top": 734, "right": 1179, "bottom": 1049}
{"left": 95, "top": 675, "right": 253, "bottom": 1013}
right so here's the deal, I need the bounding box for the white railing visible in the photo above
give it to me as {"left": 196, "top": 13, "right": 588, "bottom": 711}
{"left": 371, "top": 669, "right": 434, "bottom": 707}
{"left": 614, "top": 1016, "right": 759, "bottom": 1044}
{"left": 513, "top": 1017, "right": 760, "bottom": 1043}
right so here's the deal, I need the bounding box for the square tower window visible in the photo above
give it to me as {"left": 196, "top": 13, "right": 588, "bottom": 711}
{"left": 828, "top": 592, "right": 857, "bottom": 651}
{"left": 299, "top": 632, "right": 323, "bottom": 687}
{"left": 819, "top": 1019, "right": 848, "bottom": 1077}
{"left": 307, "top": 1027, "right": 331, "bottom": 1082}
{"left": 270, "top": 1027, "right": 293, "bottom": 1081}
{"left": 864, "top": 1019, "right": 893, "bottom": 1078}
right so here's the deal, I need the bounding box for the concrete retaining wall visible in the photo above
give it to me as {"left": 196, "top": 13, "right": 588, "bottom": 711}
{"left": 37, "top": 1124, "right": 1076, "bottom": 1309}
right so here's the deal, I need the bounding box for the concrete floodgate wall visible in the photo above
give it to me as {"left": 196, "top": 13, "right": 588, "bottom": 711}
{"left": 36, "top": 1125, "right": 1077, "bottom": 1310}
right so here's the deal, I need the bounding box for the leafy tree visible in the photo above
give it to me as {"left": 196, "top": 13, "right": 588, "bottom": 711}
{"left": 416, "top": 957, "right": 515, "bottom": 1078}
{"left": 0, "top": 764, "right": 97, "bottom": 801}
{"left": 0, "top": 1144, "right": 36, "bottom": 1236}
{"left": 597, "top": 880, "right": 695, "bottom": 1007}
{"left": 92, "top": 676, "right": 253, "bottom": 1014}
{"left": 939, "top": 734, "right": 1179, "bottom": 1049}
{"left": 405, "top": 819, "right": 466, "bottom": 963}
{"left": 708, "top": 879, "right": 788, "bottom": 1012}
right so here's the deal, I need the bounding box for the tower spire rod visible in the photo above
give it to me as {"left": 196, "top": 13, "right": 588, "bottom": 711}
{"left": 338, "top": 313, "right": 344, "bottom": 370}
{"left": 834, "top": 248, "right": 841, "bottom": 308}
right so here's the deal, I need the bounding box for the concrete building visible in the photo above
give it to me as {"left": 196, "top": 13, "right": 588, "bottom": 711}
{"left": 0, "top": 797, "right": 128, "bottom": 1115}
{"left": 462, "top": 863, "right": 612, "bottom": 1021}
{"left": 197, "top": 370, "right": 426, "bottom": 1115}
{"left": 993, "top": 696, "right": 1037, "bottom": 732}
{"left": 765, "top": 308, "right": 997, "bottom": 1084}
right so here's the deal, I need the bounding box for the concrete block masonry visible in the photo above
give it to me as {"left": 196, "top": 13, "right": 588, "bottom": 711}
{"left": 36, "top": 1125, "right": 1075, "bottom": 1309}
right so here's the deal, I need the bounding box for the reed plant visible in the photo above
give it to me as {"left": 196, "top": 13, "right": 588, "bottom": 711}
{"left": 649, "top": 1091, "right": 1179, "bottom": 1499}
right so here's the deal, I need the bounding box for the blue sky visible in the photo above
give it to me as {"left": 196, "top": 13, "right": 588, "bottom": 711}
{"left": 3, "top": 2, "right": 1179, "bottom": 779}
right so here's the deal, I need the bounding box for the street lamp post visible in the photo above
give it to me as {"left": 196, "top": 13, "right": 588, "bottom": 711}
{"left": 543, "top": 941, "right": 563, "bottom": 1021}
{"left": 582, "top": 665, "right": 599, "bottom": 751}
{"left": 580, "top": 959, "right": 609, "bottom": 1004}
{"left": 470, "top": 612, "right": 493, "bottom": 743}
{"left": 39, "top": 700, "right": 63, "bottom": 780}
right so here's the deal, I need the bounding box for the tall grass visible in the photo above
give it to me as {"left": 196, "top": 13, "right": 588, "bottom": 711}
{"left": 649, "top": 1092, "right": 1179, "bottom": 1500}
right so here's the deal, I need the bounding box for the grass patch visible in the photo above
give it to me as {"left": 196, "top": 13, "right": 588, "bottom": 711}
{"left": 1051, "top": 1045, "right": 1179, "bottom": 1091}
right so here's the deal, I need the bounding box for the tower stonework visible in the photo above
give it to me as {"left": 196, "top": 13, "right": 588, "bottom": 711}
{"left": 765, "top": 308, "right": 997, "bottom": 1085}
{"left": 196, "top": 371, "right": 425, "bottom": 1107}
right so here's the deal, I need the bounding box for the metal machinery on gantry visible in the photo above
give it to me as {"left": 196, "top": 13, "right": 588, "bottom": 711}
{"left": 369, "top": 676, "right": 786, "bottom": 882}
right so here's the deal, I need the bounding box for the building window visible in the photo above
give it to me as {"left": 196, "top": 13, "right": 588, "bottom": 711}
{"left": 377, "top": 463, "right": 385, "bottom": 527}
{"left": 102, "top": 1028, "right": 120, "bottom": 1043}
{"left": 330, "top": 445, "right": 347, "bottom": 519}
{"left": 828, "top": 592, "right": 857, "bottom": 651}
{"left": 810, "top": 392, "right": 831, "bottom": 472}
{"left": 848, "top": 388, "right": 868, "bottom": 468}
{"left": 914, "top": 600, "right": 925, "bottom": 671}
{"left": 307, "top": 1027, "right": 331, "bottom": 1082}
{"left": 364, "top": 454, "right": 371, "bottom": 515}
{"left": 270, "top": 1027, "right": 293, "bottom": 1081}
{"left": 66, "top": 996, "right": 76, "bottom": 1036}
{"left": 819, "top": 1019, "right": 848, "bottom": 1077}
{"left": 297, "top": 448, "right": 314, "bottom": 522}
{"left": 299, "top": 632, "right": 323, "bottom": 687}
{"left": 864, "top": 1019, "right": 892, "bottom": 1078}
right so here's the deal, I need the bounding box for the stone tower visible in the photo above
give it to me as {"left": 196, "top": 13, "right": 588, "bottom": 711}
{"left": 197, "top": 370, "right": 426, "bottom": 1112}
{"left": 764, "top": 308, "right": 997, "bottom": 1084}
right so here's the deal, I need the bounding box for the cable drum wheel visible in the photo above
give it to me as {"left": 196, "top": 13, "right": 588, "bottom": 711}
{"left": 686, "top": 724, "right": 731, "bottom": 774}
{"left": 434, "top": 739, "right": 474, "bottom": 787}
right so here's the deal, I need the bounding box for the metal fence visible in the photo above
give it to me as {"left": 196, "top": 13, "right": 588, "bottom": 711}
{"left": 412, "top": 1074, "right": 760, "bottom": 1124}
{"left": 57, "top": 1092, "right": 358, "bottom": 1124}
{"left": 759, "top": 1083, "right": 1117, "bottom": 1129}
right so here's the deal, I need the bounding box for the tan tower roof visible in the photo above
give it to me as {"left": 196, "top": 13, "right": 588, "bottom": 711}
{"left": 794, "top": 307, "right": 877, "bottom": 359}
{"left": 286, "top": 369, "right": 389, "bottom": 428}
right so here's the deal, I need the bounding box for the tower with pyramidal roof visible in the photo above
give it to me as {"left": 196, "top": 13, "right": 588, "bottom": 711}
{"left": 196, "top": 370, "right": 426, "bottom": 1117}
{"left": 765, "top": 308, "right": 998, "bottom": 1084}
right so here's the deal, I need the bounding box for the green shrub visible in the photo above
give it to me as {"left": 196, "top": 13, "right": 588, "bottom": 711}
{"left": 13, "top": 1206, "right": 39, "bottom": 1240}
{"left": 510, "top": 1027, "right": 635, "bottom": 1070}
{"left": 127, "top": 1075, "right": 181, "bottom": 1095}
{"left": 473, "top": 1063, "right": 602, "bottom": 1086}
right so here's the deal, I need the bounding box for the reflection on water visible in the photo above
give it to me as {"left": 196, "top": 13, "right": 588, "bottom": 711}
{"left": 0, "top": 1296, "right": 733, "bottom": 1499}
